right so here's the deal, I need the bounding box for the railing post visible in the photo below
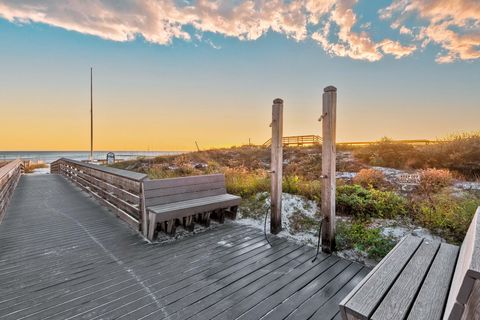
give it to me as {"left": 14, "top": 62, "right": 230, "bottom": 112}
{"left": 321, "top": 86, "right": 337, "bottom": 253}
{"left": 140, "top": 181, "right": 148, "bottom": 237}
{"left": 271, "top": 98, "right": 283, "bottom": 235}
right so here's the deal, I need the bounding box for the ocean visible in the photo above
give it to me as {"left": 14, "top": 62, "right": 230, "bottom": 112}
{"left": 0, "top": 151, "right": 182, "bottom": 163}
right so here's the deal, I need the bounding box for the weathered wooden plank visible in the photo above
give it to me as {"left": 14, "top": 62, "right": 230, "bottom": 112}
{"left": 278, "top": 263, "right": 363, "bottom": 320}
{"left": 145, "top": 188, "right": 227, "bottom": 206}
{"left": 1, "top": 175, "right": 369, "bottom": 320}
{"left": 445, "top": 207, "right": 480, "bottom": 320}
{"left": 57, "top": 158, "right": 147, "bottom": 181}
{"left": 342, "top": 235, "right": 423, "bottom": 319}
{"left": 143, "top": 174, "right": 225, "bottom": 190}
{"left": 270, "top": 98, "right": 283, "bottom": 235}
{"left": 321, "top": 86, "right": 337, "bottom": 253}
{"left": 143, "top": 181, "right": 225, "bottom": 198}
{"left": 309, "top": 268, "right": 370, "bottom": 320}
{"left": 149, "top": 194, "right": 240, "bottom": 212}
{"left": 407, "top": 243, "right": 459, "bottom": 320}
{"left": 461, "top": 279, "right": 480, "bottom": 320}
{"left": 372, "top": 240, "right": 440, "bottom": 320}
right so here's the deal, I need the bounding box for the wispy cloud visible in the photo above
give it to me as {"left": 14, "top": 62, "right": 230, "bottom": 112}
{"left": 380, "top": 0, "right": 480, "bottom": 63}
{"left": 0, "top": 0, "right": 478, "bottom": 63}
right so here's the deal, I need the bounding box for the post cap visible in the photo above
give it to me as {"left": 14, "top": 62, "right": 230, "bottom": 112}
{"left": 273, "top": 98, "right": 283, "bottom": 104}
{"left": 324, "top": 86, "right": 337, "bottom": 93}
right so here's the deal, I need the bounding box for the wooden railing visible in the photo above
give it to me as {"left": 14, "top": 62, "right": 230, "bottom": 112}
{"left": 51, "top": 158, "right": 147, "bottom": 230}
{"left": 263, "top": 135, "right": 321, "bottom": 147}
{"left": 0, "top": 159, "right": 24, "bottom": 222}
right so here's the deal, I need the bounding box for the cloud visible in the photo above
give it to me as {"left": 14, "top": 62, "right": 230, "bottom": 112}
{"left": 380, "top": 0, "right": 480, "bottom": 63}
{"left": 311, "top": 0, "right": 415, "bottom": 61}
{"left": 0, "top": 0, "right": 478, "bottom": 63}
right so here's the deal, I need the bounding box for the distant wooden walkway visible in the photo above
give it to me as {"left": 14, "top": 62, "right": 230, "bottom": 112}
{"left": 0, "top": 175, "right": 369, "bottom": 320}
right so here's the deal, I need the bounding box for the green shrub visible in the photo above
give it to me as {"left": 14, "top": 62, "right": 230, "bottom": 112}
{"left": 336, "top": 184, "right": 408, "bottom": 219}
{"left": 282, "top": 175, "right": 322, "bottom": 201}
{"left": 288, "top": 212, "right": 319, "bottom": 233}
{"left": 413, "top": 192, "right": 479, "bottom": 244}
{"left": 238, "top": 193, "right": 270, "bottom": 219}
{"left": 336, "top": 221, "right": 396, "bottom": 260}
{"left": 224, "top": 168, "right": 269, "bottom": 197}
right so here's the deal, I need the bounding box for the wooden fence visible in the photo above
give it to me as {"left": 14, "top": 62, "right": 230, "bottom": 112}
{"left": 0, "top": 159, "right": 24, "bottom": 222}
{"left": 51, "top": 158, "right": 147, "bottom": 230}
{"left": 263, "top": 135, "right": 321, "bottom": 147}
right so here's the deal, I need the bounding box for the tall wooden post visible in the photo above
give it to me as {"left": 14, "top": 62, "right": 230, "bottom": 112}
{"left": 271, "top": 98, "right": 283, "bottom": 234}
{"left": 321, "top": 86, "right": 337, "bottom": 253}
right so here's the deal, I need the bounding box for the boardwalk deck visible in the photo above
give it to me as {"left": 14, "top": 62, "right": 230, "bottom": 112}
{"left": 0, "top": 175, "right": 369, "bottom": 320}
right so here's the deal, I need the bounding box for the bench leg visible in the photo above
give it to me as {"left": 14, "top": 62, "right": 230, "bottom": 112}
{"left": 183, "top": 216, "right": 194, "bottom": 232}
{"left": 148, "top": 212, "right": 157, "bottom": 241}
{"left": 226, "top": 206, "right": 238, "bottom": 220}
{"left": 166, "top": 219, "right": 176, "bottom": 236}
{"left": 201, "top": 212, "right": 211, "bottom": 227}
{"left": 218, "top": 209, "right": 225, "bottom": 224}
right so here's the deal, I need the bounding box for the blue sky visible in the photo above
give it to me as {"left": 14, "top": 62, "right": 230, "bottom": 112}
{"left": 0, "top": 0, "right": 479, "bottom": 150}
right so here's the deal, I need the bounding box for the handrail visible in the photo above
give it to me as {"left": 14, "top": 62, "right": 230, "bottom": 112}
{"left": 0, "top": 159, "right": 24, "bottom": 223}
{"left": 52, "top": 158, "right": 147, "bottom": 181}
{"left": 51, "top": 158, "right": 147, "bottom": 229}
{"left": 263, "top": 135, "right": 322, "bottom": 147}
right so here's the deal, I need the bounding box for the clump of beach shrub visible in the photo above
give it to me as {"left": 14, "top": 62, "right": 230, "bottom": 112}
{"left": 353, "top": 138, "right": 421, "bottom": 169}
{"left": 353, "top": 169, "right": 387, "bottom": 189}
{"left": 336, "top": 184, "right": 408, "bottom": 220}
{"left": 224, "top": 167, "right": 269, "bottom": 198}
{"left": 418, "top": 168, "right": 453, "bottom": 194}
{"left": 336, "top": 220, "right": 396, "bottom": 260}
{"left": 353, "top": 132, "right": 480, "bottom": 180}
{"left": 412, "top": 192, "right": 479, "bottom": 244}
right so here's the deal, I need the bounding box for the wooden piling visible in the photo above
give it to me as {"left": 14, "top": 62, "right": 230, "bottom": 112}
{"left": 321, "top": 86, "right": 337, "bottom": 253}
{"left": 271, "top": 98, "right": 283, "bottom": 234}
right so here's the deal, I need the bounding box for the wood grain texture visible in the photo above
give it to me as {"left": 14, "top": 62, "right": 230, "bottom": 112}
{"left": 270, "top": 98, "right": 283, "bottom": 235}
{"left": 144, "top": 174, "right": 240, "bottom": 240}
{"left": 372, "top": 240, "right": 440, "bottom": 320}
{"left": 0, "top": 159, "right": 23, "bottom": 223}
{"left": 408, "top": 243, "right": 459, "bottom": 320}
{"left": 445, "top": 207, "right": 480, "bottom": 320}
{"left": 0, "top": 174, "right": 370, "bottom": 320}
{"left": 321, "top": 86, "right": 337, "bottom": 253}
{"left": 342, "top": 235, "right": 422, "bottom": 319}
{"left": 461, "top": 279, "right": 480, "bottom": 320}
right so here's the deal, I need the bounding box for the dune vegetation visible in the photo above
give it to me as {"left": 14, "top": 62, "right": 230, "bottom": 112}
{"left": 111, "top": 132, "right": 480, "bottom": 262}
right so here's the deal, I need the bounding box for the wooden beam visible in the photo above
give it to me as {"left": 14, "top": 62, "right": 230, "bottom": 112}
{"left": 270, "top": 98, "right": 283, "bottom": 235}
{"left": 321, "top": 86, "right": 337, "bottom": 253}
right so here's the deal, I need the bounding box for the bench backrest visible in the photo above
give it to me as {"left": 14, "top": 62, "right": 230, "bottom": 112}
{"left": 143, "top": 174, "right": 227, "bottom": 207}
{"left": 444, "top": 206, "right": 480, "bottom": 320}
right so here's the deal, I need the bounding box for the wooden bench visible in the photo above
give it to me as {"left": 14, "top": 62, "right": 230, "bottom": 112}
{"left": 143, "top": 174, "right": 241, "bottom": 240}
{"left": 340, "top": 206, "right": 480, "bottom": 320}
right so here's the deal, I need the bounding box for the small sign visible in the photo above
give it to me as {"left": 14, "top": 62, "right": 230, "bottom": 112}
{"left": 106, "top": 152, "right": 115, "bottom": 165}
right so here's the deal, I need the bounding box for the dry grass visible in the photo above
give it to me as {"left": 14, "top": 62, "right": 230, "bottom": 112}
{"left": 24, "top": 163, "right": 48, "bottom": 173}
{"left": 353, "top": 132, "right": 480, "bottom": 180}
{"left": 353, "top": 169, "right": 388, "bottom": 189}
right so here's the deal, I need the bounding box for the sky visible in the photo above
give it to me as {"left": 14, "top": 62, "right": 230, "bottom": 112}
{"left": 0, "top": 0, "right": 479, "bottom": 151}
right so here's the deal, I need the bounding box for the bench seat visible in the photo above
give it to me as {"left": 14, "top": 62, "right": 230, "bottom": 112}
{"left": 143, "top": 174, "right": 241, "bottom": 240}
{"left": 340, "top": 206, "right": 480, "bottom": 320}
{"left": 148, "top": 194, "right": 241, "bottom": 219}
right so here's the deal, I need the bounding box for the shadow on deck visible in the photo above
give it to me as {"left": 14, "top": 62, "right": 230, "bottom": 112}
{"left": 0, "top": 175, "right": 369, "bottom": 320}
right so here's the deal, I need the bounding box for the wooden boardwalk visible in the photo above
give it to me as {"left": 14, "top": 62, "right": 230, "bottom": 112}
{"left": 0, "top": 175, "right": 369, "bottom": 320}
